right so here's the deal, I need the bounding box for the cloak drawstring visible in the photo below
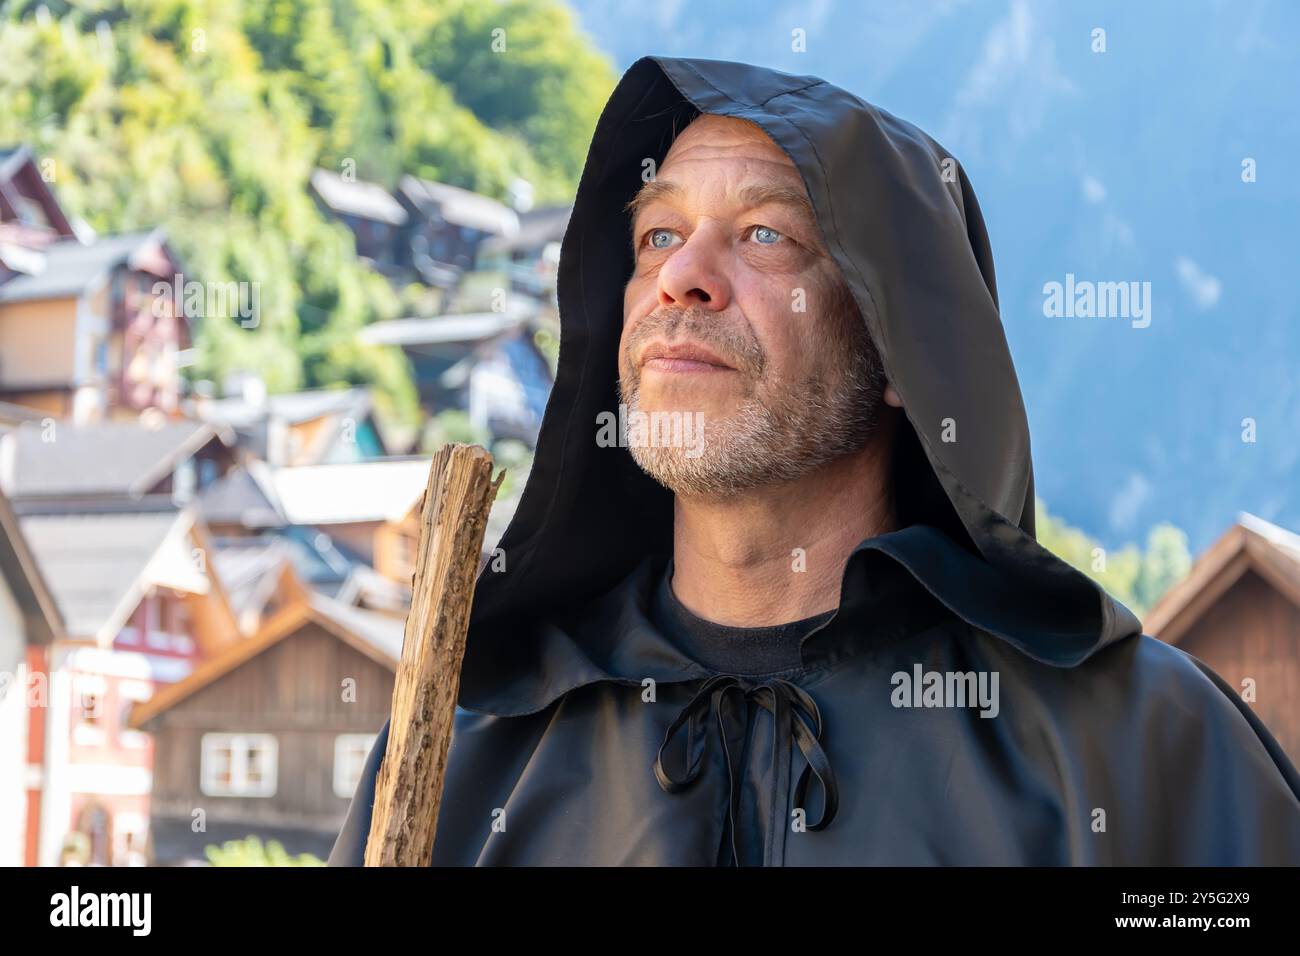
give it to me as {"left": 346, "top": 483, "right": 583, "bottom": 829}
{"left": 653, "top": 673, "right": 839, "bottom": 866}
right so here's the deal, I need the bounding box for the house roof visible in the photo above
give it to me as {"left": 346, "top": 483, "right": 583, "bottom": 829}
{"left": 358, "top": 310, "right": 529, "bottom": 348}
{"left": 309, "top": 169, "right": 407, "bottom": 226}
{"left": 479, "top": 204, "right": 571, "bottom": 256}
{"left": 1144, "top": 512, "right": 1300, "bottom": 644}
{"left": 210, "top": 535, "right": 300, "bottom": 633}
{"left": 191, "top": 386, "right": 379, "bottom": 465}
{"left": 331, "top": 561, "right": 411, "bottom": 613}
{"left": 198, "top": 461, "right": 285, "bottom": 528}
{"left": 196, "top": 386, "right": 372, "bottom": 430}
{"left": 0, "top": 144, "right": 76, "bottom": 239}
{"left": 397, "top": 175, "right": 519, "bottom": 237}
{"left": 0, "top": 418, "right": 230, "bottom": 500}
{"left": 128, "top": 590, "right": 405, "bottom": 729}
{"left": 17, "top": 507, "right": 202, "bottom": 642}
{"left": 0, "top": 487, "right": 64, "bottom": 646}
{"left": 269, "top": 458, "right": 432, "bottom": 525}
{"left": 0, "top": 228, "right": 167, "bottom": 303}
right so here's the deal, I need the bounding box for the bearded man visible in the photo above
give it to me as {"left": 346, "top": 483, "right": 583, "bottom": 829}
{"left": 330, "top": 56, "right": 1300, "bottom": 866}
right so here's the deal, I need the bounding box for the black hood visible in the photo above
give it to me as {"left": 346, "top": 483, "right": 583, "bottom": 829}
{"left": 458, "top": 55, "right": 1142, "bottom": 716}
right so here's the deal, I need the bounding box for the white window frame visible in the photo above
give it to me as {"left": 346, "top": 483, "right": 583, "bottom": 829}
{"left": 333, "top": 733, "right": 377, "bottom": 799}
{"left": 200, "top": 733, "right": 278, "bottom": 797}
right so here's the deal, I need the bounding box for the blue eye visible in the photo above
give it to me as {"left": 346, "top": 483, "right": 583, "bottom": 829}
{"left": 648, "top": 229, "right": 678, "bottom": 249}
{"left": 752, "top": 226, "right": 782, "bottom": 244}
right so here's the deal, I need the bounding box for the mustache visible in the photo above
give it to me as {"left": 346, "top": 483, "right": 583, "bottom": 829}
{"left": 624, "top": 306, "right": 765, "bottom": 376}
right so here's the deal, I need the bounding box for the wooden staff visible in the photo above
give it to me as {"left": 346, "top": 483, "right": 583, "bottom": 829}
{"left": 364, "top": 443, "right": 503, "bottom": 866}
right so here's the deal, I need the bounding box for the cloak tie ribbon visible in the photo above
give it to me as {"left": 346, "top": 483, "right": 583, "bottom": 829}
{"left": 653, "top": 673, "right": 839, "bottom": 866}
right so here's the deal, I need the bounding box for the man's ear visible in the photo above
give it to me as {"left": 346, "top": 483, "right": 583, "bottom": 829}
{"left": 884, "top": 383, "right": 903, "bottom": 408}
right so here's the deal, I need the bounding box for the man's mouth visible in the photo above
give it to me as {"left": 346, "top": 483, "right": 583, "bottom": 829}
{"left": 638, "top": 341, "right": 737, "bottom": 374}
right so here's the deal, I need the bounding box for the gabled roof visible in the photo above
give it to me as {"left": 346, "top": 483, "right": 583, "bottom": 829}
{"left": 0, "top": 144, "right": 75, "bottom": 238}
{"left": 198, "top": 461, "right": 285, "bottom": 529}
{"left": 1144, "top": 512, "right": 1300, "bottom": 644}
{"left": 0, "top": 228, "right": 168, "bottom": 303}
{"left": 17, "top": 507, "right": 206, "bottom": 643}
{"left": 397, "top": 175, "right": 519, "bottom": 237}
{"left": 309, "top": 169, "right": 407, "bottom": 226}
{"left": 0, "top": 487, "right": 64, "bottom": 645}
{"left": 0, "top": 418, "right": 231, "bottom": 500}
{"left": 128, "top": 590, "right": 405, "bottom": 730}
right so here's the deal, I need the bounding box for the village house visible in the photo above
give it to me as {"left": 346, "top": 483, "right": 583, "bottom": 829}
{"left": 0, "top": 488, "right": 64, "bottom": 867}
{"left": 308, "top": 168, "right": 408, "bottom": 277}
{"left": 197, "top": 454, "right": 434, "bottom": 586}
{"left": 394, "top": 174, "right": 520, "bottom": 291}
{"left": 12, "top": 504, "right": 239, "bottom": 865}
{"left": 1145, "top": 512, "right": 1300, "bottom": 768}
{"left": 189, "top": 377, "right": 393, "bottom": 467}
{"left": 0, "top": 414, "right": 248, "bottom": 864}
{"left": 308, "top": 166, "right": 525, "bottom": 299}
{"left": 128, "top": 586, "right": 402, "bottom": 864}
{"left": 475, "top": 203, "right": 570, "bottom": 303}
{"left": 0, "top": 145, "right": 193, "bottom": 423}
{"left": 360, "top": 306, "right": 553, "bottom": 447}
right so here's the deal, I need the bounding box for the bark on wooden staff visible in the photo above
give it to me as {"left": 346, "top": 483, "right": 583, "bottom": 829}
{"left": 364, "top": 443, "right": 503, "bottom": 866}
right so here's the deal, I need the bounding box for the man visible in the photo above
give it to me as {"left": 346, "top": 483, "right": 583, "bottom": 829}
{"left": 330, "top": 56, "right": 1300, "bottom": 865}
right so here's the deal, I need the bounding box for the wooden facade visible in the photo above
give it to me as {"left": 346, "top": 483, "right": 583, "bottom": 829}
{"left": 132, "top": 600, "right": 398, "bottom": 863}
{"left": 1145, "top": 514, "right": 1300, "bottom": 767}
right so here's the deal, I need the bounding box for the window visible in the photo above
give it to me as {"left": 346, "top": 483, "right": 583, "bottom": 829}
{"left": 333, "top": 734, "right": 377, "bottom": 798}
{"left": 200, "top": 733, "right": 278, "bottom": 797}
{"left": 73, "top": 675, "right": 107, "bottom": 746}
{"left": 117, "top": 680, "right": 153, "bottom": 749}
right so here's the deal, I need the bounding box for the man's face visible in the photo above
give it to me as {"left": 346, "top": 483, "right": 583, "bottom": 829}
{"left": 619, "top": 113, "right": 887, "bottom": 497}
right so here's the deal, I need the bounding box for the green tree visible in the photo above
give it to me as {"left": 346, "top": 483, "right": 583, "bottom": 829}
{"left": 0, "top": 0, "right": 614, "bottom": 426}
{"left": 1034, "top": 500, "right": 1192, "bottom": 618}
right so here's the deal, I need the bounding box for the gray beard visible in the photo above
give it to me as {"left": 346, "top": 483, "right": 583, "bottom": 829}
{"left": 618, "top": 327, "right": 886, "bottom": 499}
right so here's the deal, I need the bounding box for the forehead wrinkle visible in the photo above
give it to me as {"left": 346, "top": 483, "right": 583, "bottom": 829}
{"left": 623, "top": 178, "right": 681, "bottom": 223}
{"left": 736, "top": 181, "right": 816, "bottom": 225}
{"left": 625, "top": 173, "right": 815, "bottom": 235}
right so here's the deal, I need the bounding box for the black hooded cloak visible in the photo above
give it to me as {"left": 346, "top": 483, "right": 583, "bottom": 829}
{"left": 329, "top": 56, "right": 1300, "bottom": 866}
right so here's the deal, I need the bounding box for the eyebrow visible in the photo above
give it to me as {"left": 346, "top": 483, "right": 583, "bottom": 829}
{"left": 624, "top": 179, "right": 817, "bottom": 228}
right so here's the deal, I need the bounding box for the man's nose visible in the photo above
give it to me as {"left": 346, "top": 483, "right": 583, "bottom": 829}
{"left": 656, "top": 227, "right": 732, "bottom": 312}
